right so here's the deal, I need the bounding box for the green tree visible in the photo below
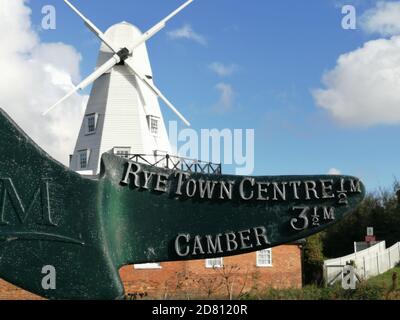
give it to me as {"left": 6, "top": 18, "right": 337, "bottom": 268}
{"left": 322, "top": 181, "right": 400, "bottom": 258}
{"left": 303, "top": 233, "right": 325, "bottom": 285}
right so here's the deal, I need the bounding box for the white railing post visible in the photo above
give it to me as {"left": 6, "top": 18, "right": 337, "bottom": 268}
{"left": 363, "top": 256, "right": 367, "bottom": 279}
{"left": 376, "top": 252, "right": 380, "bottom": 274}
{"left": 398, "top": 242, "right": 400, "bottom": 258}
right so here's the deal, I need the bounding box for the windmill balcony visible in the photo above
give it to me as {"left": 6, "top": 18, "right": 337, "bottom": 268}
{"left": 120, "top": 154, "right": 222, "bottom": 175}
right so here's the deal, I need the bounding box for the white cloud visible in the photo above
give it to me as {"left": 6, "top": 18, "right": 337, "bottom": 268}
{"left": 360, "top": 1, "right": 400, "bottom": 36}
{"left": 328, "top": 168, "right": 342, "bottom": 175}
{"left": 208, "top": 62, "right": 239, "bottom": 77}
{"left": 167, "top": 24, "right": 207, "bottom": 45}
{"left": 213, "top": 82, "right": 234, "bottom": 113}
{"left": 312, "top": 36, "right": 400, "bottom": 126}
{"left": 0, "top": 0, "right": 87, "bottom": 166}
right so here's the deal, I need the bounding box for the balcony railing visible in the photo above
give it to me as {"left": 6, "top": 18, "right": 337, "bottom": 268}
{"left": 125, "top": 154, "right": 222, "bottom": 175}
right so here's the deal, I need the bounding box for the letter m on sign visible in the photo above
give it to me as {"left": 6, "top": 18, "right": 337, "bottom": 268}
{"left": 0, "top": 178, "right": 56, "bottom": 226}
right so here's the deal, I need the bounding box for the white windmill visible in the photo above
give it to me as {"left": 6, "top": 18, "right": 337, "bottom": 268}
{"left": 44, "top": 0, "right": 193, "bottom": 177}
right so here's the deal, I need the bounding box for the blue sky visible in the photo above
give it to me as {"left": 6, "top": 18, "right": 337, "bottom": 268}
{"left": 25, "top": 0, "right": 400, "bottom": 192}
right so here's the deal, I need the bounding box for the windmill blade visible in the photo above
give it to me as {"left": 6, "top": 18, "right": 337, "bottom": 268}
{"left": 65, "top": 0, "right": 194, "bottom": 56}
{"left": 43, "top": 54, "right": 121, "bottom": 116}
{"left": 127, "top": 0, "right": 194, "bottom": 54}
{"left": 64, "top": 0, "right": 119, "bottom": 53}
{"left": 124, "top": 59, "right": 191, "bottom": 127}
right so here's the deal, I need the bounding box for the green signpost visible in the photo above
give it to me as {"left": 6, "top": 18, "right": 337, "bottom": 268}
{"left": 0, "top": 108, "right": 366, "bottom": 299}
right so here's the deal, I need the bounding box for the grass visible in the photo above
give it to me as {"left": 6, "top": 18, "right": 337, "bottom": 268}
{"left": 242, "top": 266, "right": 400, "bottom": 300}
{"left": 366, "top": 267, "right": 400, "bottom": 288}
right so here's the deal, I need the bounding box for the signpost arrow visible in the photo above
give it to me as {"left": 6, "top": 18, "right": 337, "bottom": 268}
{"left": 0, "top": 108, "right": 365, "bottom": 299}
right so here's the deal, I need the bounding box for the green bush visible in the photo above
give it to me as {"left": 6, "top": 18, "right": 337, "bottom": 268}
{"left": 350, "top": 282, "right": 387, "bottom": 300}
{"left": 303, "top": 234, "right": 325, "bottom": 285}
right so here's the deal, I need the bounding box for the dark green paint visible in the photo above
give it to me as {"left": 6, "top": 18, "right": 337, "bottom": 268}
{"left": 0, "top": 108, "right": 365, "bottom": 299}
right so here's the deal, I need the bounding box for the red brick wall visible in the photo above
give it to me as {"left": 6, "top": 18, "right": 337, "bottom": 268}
{"left": 121, "top": 244, "right": 302, "bottom": 299}
{"left": 0, "top": 244, "right": 302, "bottom": 300}
{"left": 0, "top": 280, "right": 43, "bottom": 300}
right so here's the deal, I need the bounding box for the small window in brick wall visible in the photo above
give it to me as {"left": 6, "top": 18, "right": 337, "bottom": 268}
{"left": 134, "top": 263, "right": 162, "bottom": 270}
{"left": 205, "top": 258, "right": 224, "bottom": 268}
{"left": 256, "top": 249, "right": 272, "bottom": 267}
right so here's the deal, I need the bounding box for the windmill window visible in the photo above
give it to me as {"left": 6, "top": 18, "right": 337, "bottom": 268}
{"left": 114, "top": 147, "right": 131, "bottom": 159}
{"left": 78, "top": 150, "right": 90, "bottom": 169}
{"left": 256, "top": 249, "right": 272, "bottom": 267}
{"left": 85, "top": 113, "right": 98, "bottom": 135}
{"left": 147, "top": 116, "right": 159, "bottom": 136}
{"left": 205, "top": 257, "right": 224, "bottom": 269}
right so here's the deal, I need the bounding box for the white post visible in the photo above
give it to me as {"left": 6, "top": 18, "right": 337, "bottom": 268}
{"left": 376, "top": 252, "right": 380, "bottom": 274}
{"left": 388, "top": 248, "right": 392, "bottom": 269}
{"left": 363, "top": 256, "right": 366, "bottom": 279}
{"left": 397, "top": 242, "right": 400, "bottom": 266}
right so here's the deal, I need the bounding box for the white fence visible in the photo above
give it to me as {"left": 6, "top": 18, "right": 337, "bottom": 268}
{"left": 324, "top": 241, "right": 400, "bottom": 285}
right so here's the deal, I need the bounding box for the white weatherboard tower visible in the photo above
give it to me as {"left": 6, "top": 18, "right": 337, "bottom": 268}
{"left": 70, "top": 22, "right": 172, "bottom": 176}
{"left": 45, "top": 0, "right": 193, "bottom": 176}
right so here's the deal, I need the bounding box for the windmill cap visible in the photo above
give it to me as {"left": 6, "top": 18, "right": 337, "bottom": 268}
{"left": 101, "top": 22, "right": 143, "bottom": 51}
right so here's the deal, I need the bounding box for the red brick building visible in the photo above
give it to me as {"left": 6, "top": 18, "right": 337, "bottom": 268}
{"left": 0, "top": 244, "right": 302, "bottom": 300}
{"left": 0, "top": 280, "right": 43, "bottom": 300}
{"left": 121, "top": 244, "right": 303, "bottom": 299}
